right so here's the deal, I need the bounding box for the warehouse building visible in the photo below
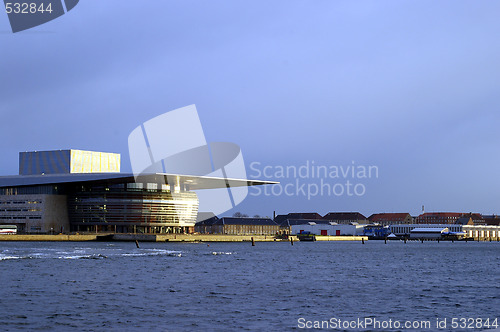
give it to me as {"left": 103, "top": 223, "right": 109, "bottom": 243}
{"left": 197, "top": 217, "right": 279, "bottom": 235}
{"left": 290, "top": 222, "right": 363, "bottom": 236}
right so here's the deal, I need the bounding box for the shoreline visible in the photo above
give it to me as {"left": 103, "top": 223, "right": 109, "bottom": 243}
{"left": 0, "top": 234, "right": 368, "bottom": 242}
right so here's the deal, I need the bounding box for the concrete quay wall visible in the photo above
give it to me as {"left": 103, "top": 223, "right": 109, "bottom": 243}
{"left": 0, "top": 234, "right": 97, "bottom": 241}
{"left": 0, "top": 234, "right": 290, "bottom": 242}
{"left": 314, "top": 236, "right": 368, "bottom": 241}
{"left": 158, "top": 234, "right": 287, "bottom": 242}
{"left": 0, "top": 233, "right": 369, "bottom": 242}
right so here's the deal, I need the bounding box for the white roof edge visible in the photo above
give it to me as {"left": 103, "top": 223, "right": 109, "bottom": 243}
{"left": 0, "top": 172, "right": 279, "bottom": 190}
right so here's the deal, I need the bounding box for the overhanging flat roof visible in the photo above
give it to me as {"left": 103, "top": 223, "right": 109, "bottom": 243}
{"left": 411, "top": 228, "right": 448, "bottom": 233}
{"left": 0, "top": 173, "right": 278, "bottom": 190}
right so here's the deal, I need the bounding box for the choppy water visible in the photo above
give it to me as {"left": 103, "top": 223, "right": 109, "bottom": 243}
{"left": 0, "top": 241, "right": 499, "bottom": 331}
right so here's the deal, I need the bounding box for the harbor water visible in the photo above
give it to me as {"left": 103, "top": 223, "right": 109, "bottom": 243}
{"left": 0, "top": 241, "right": 499, "bottom": 331}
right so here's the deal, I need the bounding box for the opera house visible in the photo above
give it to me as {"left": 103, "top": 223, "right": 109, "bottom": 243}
{"left": 0, "top": 149, "right": 273, "bottom": 234}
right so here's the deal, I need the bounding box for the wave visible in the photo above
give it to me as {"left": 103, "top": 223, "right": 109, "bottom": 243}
{"left": 0, "top": 255, "right": 22, "bottom": 260}
{"left": 0, "top": 249, "right": 182, "bottom": 260}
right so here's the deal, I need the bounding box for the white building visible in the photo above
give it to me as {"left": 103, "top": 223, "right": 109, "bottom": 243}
{"left": 391, "top": 223, "right": 500, "bottom": 240}
{"left": 410, "top": 228, "right": 448, "bottom": 239}
{"left": 390, "top": 224, "right": 463, "bottom": 237}
{"left": 291, "top": 222, "right": 363, "bottom": 236}
{"left": 463, "top": 225, "right": 500, "bottom": 240}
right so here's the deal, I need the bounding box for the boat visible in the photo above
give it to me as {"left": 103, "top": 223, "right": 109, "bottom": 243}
{"left": 297, "top": 231, "right": 316, "bottom": 241}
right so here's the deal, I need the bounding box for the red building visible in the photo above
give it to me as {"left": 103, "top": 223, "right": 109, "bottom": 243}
{"left": 416, "top": 212, "right": 462, "bottom": 224}
{"left": 482, "top": 215, "right": 500, "bottom": 226}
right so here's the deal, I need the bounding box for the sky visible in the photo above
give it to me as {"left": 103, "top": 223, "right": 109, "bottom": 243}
{"left": 1, "top": 0, "right": 500, "bottom": 218}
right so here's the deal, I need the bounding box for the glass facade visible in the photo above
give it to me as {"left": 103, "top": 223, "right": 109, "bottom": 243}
{"left": 67, "top": 182, "right": 199, "bottom": 233}
{"left": 0, "top": 185, "right": 61, "bottom": 195}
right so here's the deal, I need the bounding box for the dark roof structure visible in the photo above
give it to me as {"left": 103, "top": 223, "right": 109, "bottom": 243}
{"left": 274, "top": 212, "right": 322, "bottom": 225}
{"left": 417, "top": 212, "right": 463, "bottom": 218}
{"left": 482, "top": 215, "right": 500, "bottom": 226}
{"left": 286, "top": 213, "right": 323, "bottom": 220}
{"left": 368, "top": 213, "right": 411, "bottom": 223}
{"left": 278, "top": 219, "right": 332, "bottom": 227}
{"left": 456, "top": 216, "right": 474, "bottom": 225}
{"left": 214, "top": 217, "right": 277, "bottom": 226}
{"left": 195, "top": 213, "right": 219, "bottom": 226}
{"left": 322, "top": 212, "right": 367, "bottom": 221}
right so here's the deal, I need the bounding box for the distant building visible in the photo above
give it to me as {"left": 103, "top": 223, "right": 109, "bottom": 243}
{"left": 285, "top": 212, "right": 323, "bottom": 220}
{"left": 455, "top": 216, "right": 474, "bottom": 226}
{"left": 482, "top": 215, "right": 500, "bottom": 226}
{"left": 273, "top": 212, "right": 322, "bottom": 226}
{"left": 363, "top": 225, "right": 391, "bottom": 239}
{"left": 368, "top": 213, "right": 412, "bottom": 225}
{"left": 463, "top": 225, "right": 500, "bottom": 240}
{"left": 467, "top": 213, "right": 486, "bottom": 225}
{"left": 291, "top": 223, "right": 360, "bottom": 236}
{"left": 276, "top": 218, "right": 331, "bottom": 235}
{"left": 322, "top": 212, "right": 368, "bottom": 225}
{"left": 390, "top": 224, "right": 464, "bottom": 237}
{"left": 410, "top": 228, "right": 450, "bottom": 239}
{"left": 390, "top": 223, "right": 500, "bottom": 240}
{"left": 416, "top": 212, "right": 463, "bottom": 224}
{"left": 194, "top": 213, "right": 219, "bottom": 234}
{"left": 198, "top": 217, "right": 279, "bottom": 235}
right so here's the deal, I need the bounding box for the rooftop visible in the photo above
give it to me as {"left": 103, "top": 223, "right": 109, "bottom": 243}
{"left": 0, "top": 172, "right": 278, "bottom": 190}
{"left": 322, "top": 212, "right": 367, "bottom": 220}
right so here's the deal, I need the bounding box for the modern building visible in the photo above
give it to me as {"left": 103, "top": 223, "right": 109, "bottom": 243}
{"left": 0, "top": 150, "right": 275, "bottom": 234}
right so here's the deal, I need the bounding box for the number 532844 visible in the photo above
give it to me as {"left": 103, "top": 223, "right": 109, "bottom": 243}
{"left": 5, "top": 2, "right": 53, "bottom": 14}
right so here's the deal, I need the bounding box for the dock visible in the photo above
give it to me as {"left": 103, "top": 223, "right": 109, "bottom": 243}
{"left": 314, "top": 235, "right": 368, "bottom": 241}
{"left": 0, "top": 234, "right": 371, "bottom": 242}
{"left": 0, "top": 234, "right": 295, "bottom": 242}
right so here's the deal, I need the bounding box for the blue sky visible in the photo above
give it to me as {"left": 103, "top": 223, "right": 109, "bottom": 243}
{"left": 1, "top": 1, "right": 500, "bottom": 217}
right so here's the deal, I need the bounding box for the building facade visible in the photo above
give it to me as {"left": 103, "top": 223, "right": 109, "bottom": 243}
{"left": 322, "top": 212, "right": 368, "bottom": 224}
{"left": 0, "top": 192, "right": 68, "bottom": 233}
{"left": 389, "top": 224, "right": 464, "bottom": 237}
{"left": 416, "top": 212, "right": 463, "bottom": 224}
{"left": 0, "top": 150, "right": 273, "bottom": 234}
{"left": 198, "top": 217, "right": 279, "bottom": 235}
{"left": 290, "top": 223, "right": 362, "bottom": 236}
{"left": 368, "top": 213, "right": 413, "bottom": 226}
{"left": 463, "top": 225, "right": 500, "bottom": 240}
